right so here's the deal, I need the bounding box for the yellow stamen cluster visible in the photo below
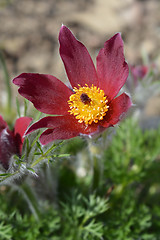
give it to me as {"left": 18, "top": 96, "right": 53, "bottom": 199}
{"left": 68, "top": 84, "right": 109, "bottom": 125}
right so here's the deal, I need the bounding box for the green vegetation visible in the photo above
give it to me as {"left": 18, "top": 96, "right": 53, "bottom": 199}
{"left": 0, "top": 118, "right": 160, "bottom": 239}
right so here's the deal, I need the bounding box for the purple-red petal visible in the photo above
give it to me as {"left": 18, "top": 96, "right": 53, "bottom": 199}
{"left": 102, "top": 93, "right": 132, "bottom": 128}
{"left": 0, "top": 128, "right": 16, "bottom": 170}
{"left": 13, "top": 73, "right": 72, "bottom": 115}
{"left": 0, "top": 115, "right": 7, "bottom": 130}
{"left": 14, "top": 117, "right": 32, "bottom": 154}
{"left": 26, "top": 115, "right": 99, "bottom": 145}
{"left": 39, "top": 127, "right": 81, "bottom": 145}
{"left": 59, "top": 25, "right": 98, "bottom": 88}
{"left": 97, "top": 33, "right": 129, "bottom": 101}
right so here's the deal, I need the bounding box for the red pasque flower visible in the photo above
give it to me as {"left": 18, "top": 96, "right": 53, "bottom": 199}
{"left": 130, "top": 65, "right": 149, "bottom": 86}
{"left": 0, "top": 115, "right": 32, "bottom": 170}
{"left": 13, "top": 26, "right": 132, "bottom": 145}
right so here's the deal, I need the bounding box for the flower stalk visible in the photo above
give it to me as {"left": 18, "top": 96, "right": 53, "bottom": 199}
{"left": 87, "top": 139, "right": 103, "bottom": 190}
{"left": 0, "top": 51, "right": 12, "bottom": 113}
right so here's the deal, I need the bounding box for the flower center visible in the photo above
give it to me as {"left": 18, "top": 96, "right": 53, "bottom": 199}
{"left": 68, "top": 84, "right": 109, "bottom": 125}
{"left": 80, "top": 93, "right": 91, "bottom": 104}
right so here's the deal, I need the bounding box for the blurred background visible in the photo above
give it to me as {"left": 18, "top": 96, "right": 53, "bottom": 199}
{"left": 1, "top": 0, "right": 160, "bottom": 81}
{"left": 0, "top": 0, "right": 160, "bottom": 123}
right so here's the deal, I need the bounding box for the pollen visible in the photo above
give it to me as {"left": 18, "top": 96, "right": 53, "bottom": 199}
{"left": 68, "top": 84, "right": 109, "bottom": 125}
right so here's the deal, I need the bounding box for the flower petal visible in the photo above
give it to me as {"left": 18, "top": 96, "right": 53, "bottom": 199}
{"left": 102, "top": 93, "right": 132, "bottom": 127}
{"left": 26, "top": 115, "right": 98, "bottom": 145}
{"left": 39, "top": 127, "right": 80, "bottom": 145}
{"left": 59, "top": 25, "right": 98, "bottom": 88}
{"left": 0, "top": 115, "right": 7, "bottom": 131}
{"left": 14, "top": 117, "right": 33, "bottom": 154}
{"left": 0, "top": 129, "right": 16, "bottom": 170}
{"left": 97, "top": 33, "right": 129, "bottom": 101}
{"left": 13, "top": 73, "right": 72, "bottom": 115}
